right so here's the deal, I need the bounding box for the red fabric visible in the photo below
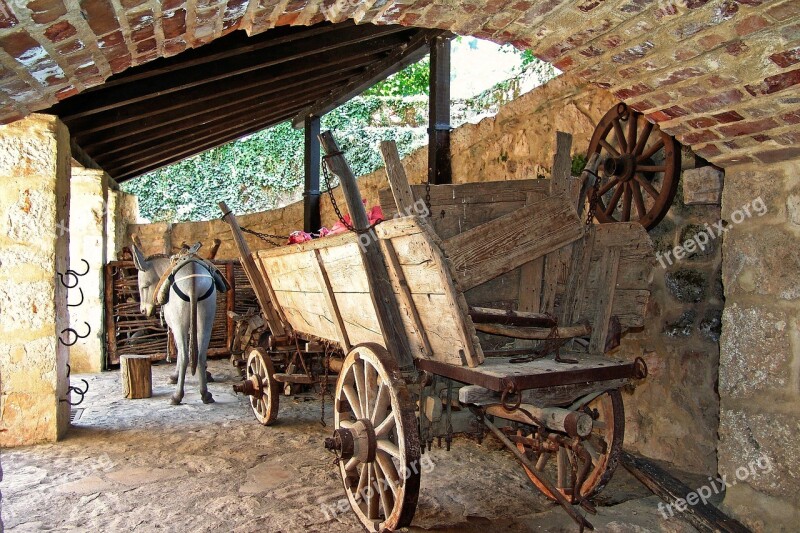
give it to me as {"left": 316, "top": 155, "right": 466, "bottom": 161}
{"left": 327, "top": 201, "right": 383, "bottom": 236}
{"left": 287, "top": 230, "right": 313, "bottom": 244}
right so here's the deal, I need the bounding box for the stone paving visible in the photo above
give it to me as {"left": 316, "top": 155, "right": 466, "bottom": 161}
{"left": 1, "top": 359, "right": 697, "bottom": 532}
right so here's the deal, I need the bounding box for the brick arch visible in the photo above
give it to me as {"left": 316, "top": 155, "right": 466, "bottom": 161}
{"left": 0, "top": 0, "right": 797, "bottom": 166}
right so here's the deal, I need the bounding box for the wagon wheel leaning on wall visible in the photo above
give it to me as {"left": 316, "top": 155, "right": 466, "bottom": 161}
{"left": 515, "top": 390, "right": 624, "bottom": 505}
{"left": 587, "top": 102, "right": 681, "bottom": 230}
{"left": 325, "top": 343, "right": 421, "bottom": 532}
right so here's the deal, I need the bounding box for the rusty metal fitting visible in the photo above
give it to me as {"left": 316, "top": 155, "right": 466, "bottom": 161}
{"left": 633, "top": 357, "right": 648, "bottom": 379}
{"left": 325, "top": 428, "right": 356, "bottom": 461}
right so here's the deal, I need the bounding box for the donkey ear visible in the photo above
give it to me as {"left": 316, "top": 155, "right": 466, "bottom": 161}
{"left": 131, "top": 244, "right": 148, "bottom": 271}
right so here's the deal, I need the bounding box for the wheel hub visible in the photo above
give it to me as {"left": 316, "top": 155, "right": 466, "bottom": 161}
{"left": 603, "top": 154, "right": 636, "bottom": 182}
{"left": 324, "top": 419, "right": 377, "bottom": 463}
{"left": 232, "top": 374, "right": 262, "bottom": 396}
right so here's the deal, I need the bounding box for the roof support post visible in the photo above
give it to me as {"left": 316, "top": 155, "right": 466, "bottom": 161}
{"left": 304, "top": 114, "right": 321, "bottom": 233}
{"left": 428, "top": 34, "right": 452, "bottom": 185}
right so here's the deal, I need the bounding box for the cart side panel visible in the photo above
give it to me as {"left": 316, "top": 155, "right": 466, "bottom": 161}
{"left": 254, "top": 217, "right": 483, "bottom": 367}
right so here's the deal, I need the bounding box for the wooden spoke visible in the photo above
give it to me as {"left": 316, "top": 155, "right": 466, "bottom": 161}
{"left": 371, "top": 382, "right": 391, "bottom": 424}
{"left": 597, "top": 177, "right": 619, "bottom": 196}
{"left": 245, "top": 348, "right": 279, "bottom": 425}
{"left": 374, "top": 462, "right": 395, "bottom": 517}
{"left": 631, "top": 182, "right": 647, "bottom": 219}
{"left": 334, "top": 344, "right": 420, "bottom": 532}
{"left": 598, "top": 139, "right": 619, "bottom": 157}
{"left": 342, "top": 384, "right": 363, "bottom": 420}
{"left": 345, "top": 457, "right": 360, "bottom": 472}
{"left": 626, "top": 114, "right": 637, "bottom": 153}
{"left": 587, "top": 103, "right": 680, "bottom": 229}
{"left": 612, "top": 118, "right": 627, "bottom": 153}
{"left": 375, "top": 412, "right": 396, "bottom": 437}
{"left": 604, "top": 184, "right": 625, "bottom": 216}
{"left": 364, "top": 363, "right": 377, "bottom": 419}
{"left": 513, "top": 390, "right": 625, "bottom": 504}
{"left": 377, "top": 440, "right": 401, "bottom": 459}
{"left": 638, "top": 138, "right": 664, "bottom": 162}
{"left": 634, "top": 173, "right": 660, "bottom": 200}
{"left": 353, "top": 360, "right": 366, "bottom": 417}
{"left": 376, "top": 451, "right": 400, "bottom": 497}
{"left": 633, "top": 120, "right": 653, "bottom": 156}
{"left": 622, "top": 185, "right": 632, "bottom": 222}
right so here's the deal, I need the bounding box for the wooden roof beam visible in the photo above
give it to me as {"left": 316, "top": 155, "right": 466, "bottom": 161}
{"left": 59, "top": 24, "right": 414, "bottom": 120}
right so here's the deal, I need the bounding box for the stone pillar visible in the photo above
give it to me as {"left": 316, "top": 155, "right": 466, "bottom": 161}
{"left": 719, "top": 159, "right": 800, "bottom": 530}
{"left": 68, "top": 165, "right": 108, "bottom": 373}
{"left": 0, "top": 114, "right": 71, "bottom": 446}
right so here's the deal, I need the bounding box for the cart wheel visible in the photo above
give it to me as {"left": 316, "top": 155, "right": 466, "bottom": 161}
{"left": 515, "top": 390, "right": 624, "bottom": 503}
{"left": 245, "top": 347, "right": 279, "bottom": 426}
{"left": 587, "top": 102, "right": 681, "bottom": 230}
{"left": 331, "top": 343, "right": 420, "bottom": 532}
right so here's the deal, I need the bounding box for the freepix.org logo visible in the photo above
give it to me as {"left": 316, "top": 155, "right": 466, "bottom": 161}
{"left": 655, "top": 196, "right": 767, "bottom": 269}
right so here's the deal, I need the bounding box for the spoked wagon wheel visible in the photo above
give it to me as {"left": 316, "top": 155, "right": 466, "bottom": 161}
{"left": 244, "top": 347, "right": 279, "bottom": 425}
{"left": 515, "top": 390, "right": 624, "bottom": 504}
{"left": 327, "top": 343, "right": 421, "bottom": 532}
{"left": 587, "top": 102, "right": 681, "bottom": 230}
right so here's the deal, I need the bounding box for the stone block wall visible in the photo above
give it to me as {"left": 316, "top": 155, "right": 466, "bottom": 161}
{"left": 716, "top": 160, "right": 800, "bottom": 532}
{"left": 67, "top": 164, "right": 108, "bottom": 373}
{"left": 0, "top": 114, "right": 71, "bottom": 446}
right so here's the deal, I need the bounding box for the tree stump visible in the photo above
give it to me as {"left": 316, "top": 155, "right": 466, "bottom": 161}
{"left": 121, "top": 354, "right": 152, "bottom": 399}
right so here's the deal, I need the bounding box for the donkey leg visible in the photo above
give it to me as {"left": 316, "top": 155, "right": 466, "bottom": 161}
{"left": 172, "top": 335, "right": 189, "bottom": 405}
{"left": 198, "top": 303, "right": 215, "bottom": 404}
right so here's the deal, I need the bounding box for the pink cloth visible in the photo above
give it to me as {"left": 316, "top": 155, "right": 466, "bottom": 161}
{"left": 328, "top": 202, "right": 383, "bottom": 235}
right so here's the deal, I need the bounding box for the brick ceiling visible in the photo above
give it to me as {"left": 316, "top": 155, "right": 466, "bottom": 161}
{"left": 0, "top": 0, "right": 797, "bottom": 168}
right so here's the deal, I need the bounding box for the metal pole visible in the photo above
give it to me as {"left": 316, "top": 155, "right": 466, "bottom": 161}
{"left": 428, "top": 35, "right": 452, "bottom": 185}
{"left": 304, "top": 115, "right": 321, "bottom": 233}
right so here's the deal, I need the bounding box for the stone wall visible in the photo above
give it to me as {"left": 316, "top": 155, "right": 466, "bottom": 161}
{"left": 716, "top": 160, "right": 800, "bottom": 532}
{"left": 0, "top": 114, "right": 71, "bottom": 446}
{"left": 67, "top": 164, "right": 108, "bottom": 373}
{"left": 126, "top": 74, "right": 723, "bottom": 478}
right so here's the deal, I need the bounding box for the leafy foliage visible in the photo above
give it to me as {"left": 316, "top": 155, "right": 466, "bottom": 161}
{"left": 363, "top": 57, "right": 430, "bottom": 97}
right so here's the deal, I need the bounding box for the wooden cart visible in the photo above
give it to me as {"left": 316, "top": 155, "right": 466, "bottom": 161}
{"left": 221, "top": 131, "right": 654, "bottom": 532}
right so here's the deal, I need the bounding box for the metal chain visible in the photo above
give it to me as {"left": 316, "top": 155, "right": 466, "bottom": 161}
{"left": 424, "top": 180, "right": 432, "bottom": 217}
{"left": 321, "top": 153, "right": 382, "bottom": 235}
{"left": 239, "top": 226, "right": 288, "bottom": 247}
{"left": 585, "top": 169, "right": 602, "bottom": 226}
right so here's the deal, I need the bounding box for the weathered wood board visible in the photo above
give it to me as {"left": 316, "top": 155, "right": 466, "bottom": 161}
{"left": 443, "top": 193, "right": 585, "bottom": 291}
{"left": 253, "top": 216, "right": 484, "bottom": 367}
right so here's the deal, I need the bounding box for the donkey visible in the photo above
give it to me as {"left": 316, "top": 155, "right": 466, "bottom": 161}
{"left": 132, "top": 244, "right": 220, "bottom": 405}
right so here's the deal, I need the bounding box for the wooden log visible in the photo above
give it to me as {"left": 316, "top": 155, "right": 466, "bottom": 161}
{"left": 319, "top": 131, "right": 415, "bottom": 368}
{"left": 121, "top": 354, "right": 152, "bottom": 399}
{"left": 472, "top": 322, "right": 591, "bottom": 340}
{"left": 218, "top": 201, "right": 286, "bottom": 337}
{"left": 443, "top": 193, "right": 584, "bottom": 291}
{"left": 380, "top": 140, "right": 418, "bottom": 215}
{"left": 468, "top": 306, "right": 555, "bottom": 327}
{"left": 620, "top": 451, "right": 751, "bottom": 533}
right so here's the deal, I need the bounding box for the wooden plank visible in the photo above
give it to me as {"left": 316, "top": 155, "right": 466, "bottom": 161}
{"left": 218, "top": 202, "right": 286, "bottom": 337}
{"left": 312, "top": 249, "right": 351, "bottom": 350}
{"left": 380, "top": 179, "right": 551, "bottom": 209}
{"left": 121, "top": 355, "right": 152, "bottom": 399}
{"left": 104, "top": 263, "right": 117, "bottom": 368}
{"left": 473, "top": 322, "right": 590, "bottom": 339}
{"left": 575, "top": 152, "right": 601, "bottom": 217}
{"left": 320, "top": 131, "right": 415, "bottom": 368}
{"left": 380, "top": 239, "right": 433, "bottom": 357}
{"left": 550, "top": 131, "right": 573, "bottom": 197}
{"left": 380, "top": 140, "right": 418, "bottom": 215}
{"left": 444, "top": 193, "right": 584, "bottom": 291}
{"left": 561, "top": 228, "right": 596, "bottom": 324}
{"left": 621, "top": 451, "right": 751, "bottom": 533}
{"left": 588, "top": 246, "right": 621, "bottom": 353}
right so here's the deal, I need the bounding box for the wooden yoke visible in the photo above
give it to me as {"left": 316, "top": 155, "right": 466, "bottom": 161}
{"left": 319, "top": 131, "right": 415, "bottom": 368}
{"left": 218, "top": 201, "right": 286, "bottom": 338}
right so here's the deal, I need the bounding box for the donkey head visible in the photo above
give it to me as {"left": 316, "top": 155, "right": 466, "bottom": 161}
{"left": 132, "top": 244, "right": 160, "bottom": 317}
